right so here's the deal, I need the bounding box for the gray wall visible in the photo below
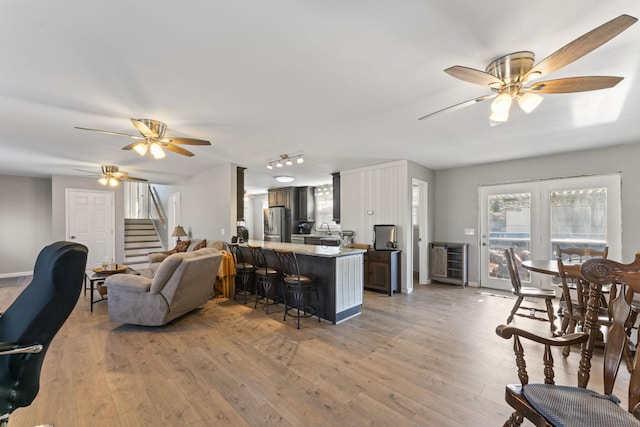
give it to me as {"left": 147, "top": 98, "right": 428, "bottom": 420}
{"left": 0, "top": 175, "right": 52, "bottom": 275}
{"left": 433, "top": 142, "right": 640, "bottom": 285}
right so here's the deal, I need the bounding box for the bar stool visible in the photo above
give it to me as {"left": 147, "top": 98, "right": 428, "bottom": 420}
{"left": 247, "top": 245, "right": 282, "bottom": 314}
{"left": 228, "top": 243, "right": 255, "bottom": 304}
{"left": 273, "top": 249, "right": 320, "bottom": 329}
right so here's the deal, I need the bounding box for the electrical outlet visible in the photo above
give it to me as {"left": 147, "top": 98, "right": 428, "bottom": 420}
{"left": 221, "top": 228, "right": 225, "bottom": 235}
{"left": 464, "top": 228, "right": 475, "bottom": 236}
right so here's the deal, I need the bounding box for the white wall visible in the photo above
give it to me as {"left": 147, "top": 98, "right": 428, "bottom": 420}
{"left": 0, "top": 175, "right": 52, "bottom": 275}
{"left": 341, "top": 160, "right": 434, "bottom": 293}
{"left": 170, "top": 163, "right": 236, "bottom": 244}
{"left": 249, "top": 194, "right": 267, "bottom": 240}
{"left": 433, "top": 142, "right": 640, "bottom": 285}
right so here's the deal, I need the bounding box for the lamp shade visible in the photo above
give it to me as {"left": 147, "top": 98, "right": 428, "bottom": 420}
{"left": 171, "top": 225, "right": 187, "bottom": 238}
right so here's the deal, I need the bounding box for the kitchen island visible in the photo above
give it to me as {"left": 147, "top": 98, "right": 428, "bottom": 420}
{"left": 240, "top": 240, "right": 366, "bottom": 324}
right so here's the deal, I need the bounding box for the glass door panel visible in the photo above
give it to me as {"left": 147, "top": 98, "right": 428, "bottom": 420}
{"left": 480, "top": 182, "right": 541, "bottom": 291}
{"left": 550, "top": 188, "right": 607, "bottom": 258}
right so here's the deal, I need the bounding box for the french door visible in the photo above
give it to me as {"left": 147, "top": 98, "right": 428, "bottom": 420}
{"left": 479, "top": 174, "right": 621, "bottom": 291}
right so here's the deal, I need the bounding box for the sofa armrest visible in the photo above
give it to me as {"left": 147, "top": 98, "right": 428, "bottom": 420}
{"left": 105, "top": 274, "right": 152, "bottom": 293}
{"left": 149, "top": 252, "right": 169, "bottom": 263}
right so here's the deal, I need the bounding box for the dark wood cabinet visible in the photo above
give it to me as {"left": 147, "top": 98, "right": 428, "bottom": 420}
{"left": 364, "top": 250, "right": 400, "bottom": 296}
{"left": 236, "top": 167, "right": 246, "bottom": 221}
{"left": 295, "top": 186, "right": 315, "bottom": 221}
{"left": 331, "top": 172, "right": 341, "bottom": 224}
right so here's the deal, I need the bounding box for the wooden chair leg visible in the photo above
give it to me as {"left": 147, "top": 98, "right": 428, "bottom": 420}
{"left": 559, "top": 315, "right": 570, "bottom": 336}
{"left": 507, "top": 296, "right": 524, "bottom": 324}
{"left": 563, "top": 319, "right": 577, "bottom": 357}
{"left": 544, "top": 297, "right": 556, "bottom": 333}
{"left": 504, "top": 411, "right": 524, "bottom": 426}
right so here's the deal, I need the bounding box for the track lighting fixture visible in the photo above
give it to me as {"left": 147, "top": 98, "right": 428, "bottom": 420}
{"left": 266, "top": 153, "right": 304, "bottom": 170}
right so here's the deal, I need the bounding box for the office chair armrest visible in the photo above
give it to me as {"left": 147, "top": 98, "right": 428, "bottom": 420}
{"left": 0, "top": 342, "right": 43, "bottom": 356}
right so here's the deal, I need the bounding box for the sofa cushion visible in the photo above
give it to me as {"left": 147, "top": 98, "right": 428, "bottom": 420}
{"left": 105, "top": 274, "right": 152, "bottom": 293}
{"left": 150, "top": 248, "right": 220, "bottom": 294}
{"left": 192, "top": 239, "right": 207, "bottom": 251}
{"left": 173, "top": 240, "right": 191, "bottom": 253}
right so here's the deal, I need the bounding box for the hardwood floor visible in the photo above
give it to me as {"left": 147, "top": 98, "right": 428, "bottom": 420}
{"left": 0, "top": 277, "right": 631, "bottom": 426}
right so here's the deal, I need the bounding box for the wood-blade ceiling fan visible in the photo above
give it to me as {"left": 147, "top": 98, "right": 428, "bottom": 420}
{"left": 418, "top": 14, "right": 637, "bottom": 125}
{"left": 74, "top": 165, "right": 148, "bottom": 186}
{"left": 75, "top": 118, "right": 211, "bottom": 158}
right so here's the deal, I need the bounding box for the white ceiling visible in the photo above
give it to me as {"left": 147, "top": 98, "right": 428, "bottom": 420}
{"left": 1, "top": 1, "right": 639, "bottom": 194}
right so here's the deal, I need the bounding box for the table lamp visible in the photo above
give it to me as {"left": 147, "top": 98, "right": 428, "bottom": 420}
{"left": 171, "top": 225, "right": 187, "bottom": 243}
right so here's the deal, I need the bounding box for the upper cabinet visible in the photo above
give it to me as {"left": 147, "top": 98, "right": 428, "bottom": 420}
{"left": 332, "top": 172, "right": 341, "bottom": 224}
{"left": 295, "top": 186, "right": 315, "bottom": 221}
{"left": 268, "top": 187, "right": 294, "bottom": 209}
{"left": 236, "top": 167, "right": 246, "bottom": 221}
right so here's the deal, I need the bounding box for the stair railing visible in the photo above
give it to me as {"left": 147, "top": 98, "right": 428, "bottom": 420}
{"left": 148, "top": 184, "right": 165, "bottom": 223}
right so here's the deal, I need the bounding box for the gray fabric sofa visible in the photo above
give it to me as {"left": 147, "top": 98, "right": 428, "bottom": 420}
{"left": 148, "top": 239, "right": 225, "bottom": 277}
{"left": 105, "top": 247, "right": 222, "bottom": 326}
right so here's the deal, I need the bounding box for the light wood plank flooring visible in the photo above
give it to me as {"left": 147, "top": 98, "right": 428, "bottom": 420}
{"left": 0, "top": 277, "right": 631, "bottom": 426}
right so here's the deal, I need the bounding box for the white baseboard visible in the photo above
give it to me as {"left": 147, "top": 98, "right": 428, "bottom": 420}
{"left": 0, "top": 271, "right": 32, "bottom": 279}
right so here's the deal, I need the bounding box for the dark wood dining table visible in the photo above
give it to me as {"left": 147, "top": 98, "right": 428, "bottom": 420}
{"left": 521, "top": 260, "right": 561, "bottom": 276}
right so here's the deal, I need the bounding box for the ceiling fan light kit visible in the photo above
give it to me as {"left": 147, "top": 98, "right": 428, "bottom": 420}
{"left": 77, "top": 165, "right": 148, "bottom": 187}
{"left": 75, "top": 118, "right": 211, "bottom": 159}
{"left": 419, "top": 14, "right": 638, "bottom": 125}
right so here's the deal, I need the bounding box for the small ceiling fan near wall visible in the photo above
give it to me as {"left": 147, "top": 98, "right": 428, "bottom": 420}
{"left": 75, "top": 165, "right": 147, "bottom": 187}
{"left": 419, "top": 14, "right": 637, "bottom": 126}
{"left": 75, "top": 118, "right": 211, "bottom": 158}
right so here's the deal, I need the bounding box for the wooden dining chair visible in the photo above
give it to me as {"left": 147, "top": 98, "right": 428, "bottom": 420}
{"left": 555, "top": 245, "right": 609, "bottom": 325}
{"left": 556, "top": 259, "right": 612, "bottom": 357}
{"left": 496, "top": 255, "right": 640, "bottom": 426}
{"left": 504, "top": 248, "right": 557, "bottom": 334}
{"left": 555, "top": 245, "right": 608, "bottom": 263}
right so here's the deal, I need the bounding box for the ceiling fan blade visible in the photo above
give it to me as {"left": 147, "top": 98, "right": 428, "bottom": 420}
{"left": 164, "top": 143, "right": 195, "bottom": 157}
{"left": 74, "top": 127, "right": 143, "bottom": 139}
{"left": 418, "top": 94, "right": 495, "bottom": 121}
{"left": 120, "top": 176, "right": 148, "bottom": 182}
{"left": 131, "top": 118, "right": 155, "bottom": 137}
{"left": 72, "top": 168, "right": 100, "bottom": 175}
{"left": 164, "top": 137, "right": 211, "bottom": 146}
{"left": 527, "top": 14, "right": 637, "bottom": 79}
{"left": 527, "top": 76, "right": 624, "bottom": 93}
{"left": 445, "top": 66, "right": 503, "bottom": 87}
{"left": 121, "top": 142, "right": 140, "bottom": 151}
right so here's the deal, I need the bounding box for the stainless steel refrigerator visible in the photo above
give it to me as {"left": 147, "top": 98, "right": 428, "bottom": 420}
{"left": 264, "top": 207, "right": 288, "bottom": 242}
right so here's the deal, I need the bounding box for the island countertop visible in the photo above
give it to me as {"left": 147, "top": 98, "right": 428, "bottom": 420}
{"left": 243, "top": 240, "right": 366, "bottom": 258}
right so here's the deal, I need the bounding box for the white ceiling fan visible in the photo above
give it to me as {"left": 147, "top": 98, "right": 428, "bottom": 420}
{"left": 419, "top": 14, "right": 637, "bottom": 126}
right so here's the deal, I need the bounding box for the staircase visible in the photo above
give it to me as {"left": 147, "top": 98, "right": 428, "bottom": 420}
{"left": 124, "top": 219, "right": 164, "bottom": 270}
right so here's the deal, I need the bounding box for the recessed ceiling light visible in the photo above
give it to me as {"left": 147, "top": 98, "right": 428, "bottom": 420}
{"left": 275, "top": 176, "right": 294, "bottom": 183}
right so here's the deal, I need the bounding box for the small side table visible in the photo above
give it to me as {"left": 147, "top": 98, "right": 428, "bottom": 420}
{"left": 85, "top": 267, "right": 139, "bottom": 312}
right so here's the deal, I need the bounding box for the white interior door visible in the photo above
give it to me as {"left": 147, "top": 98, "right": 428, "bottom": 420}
{"left": 479, "top": 174, "right": 621, "bottom": 291}
{"left": 66, "top": 189, "right": 115, "bottom": 269}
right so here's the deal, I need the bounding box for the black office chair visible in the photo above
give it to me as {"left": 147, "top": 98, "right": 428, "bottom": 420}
{"left": 0, "top": 241, "right": 88, "bottom": 426}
